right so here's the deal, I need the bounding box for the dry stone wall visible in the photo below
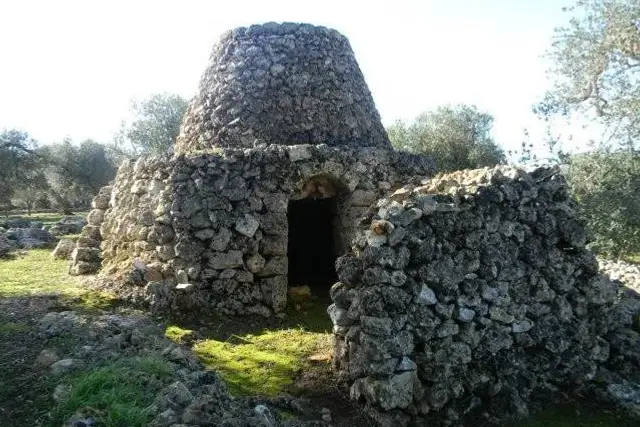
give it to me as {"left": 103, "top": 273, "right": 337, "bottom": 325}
{"left": 330, "top": 166, "right": 640, "bottom": 426}
{"left": 96, "top": 144, "right": 432, "bottom": 317}
{"left": 176, "top": 22, "right": 390, "bottom": 152}
{"left": 69, "top": 186, "right": 111, "bottom": 275}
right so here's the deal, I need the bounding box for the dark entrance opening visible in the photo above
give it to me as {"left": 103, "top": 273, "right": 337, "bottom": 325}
{"left": 287, "top": 197, "right": 338, "bottom": 295}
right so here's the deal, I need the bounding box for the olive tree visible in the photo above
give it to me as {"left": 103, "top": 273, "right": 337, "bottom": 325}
{"left": 388, "top": 104, "right": 506, "bottom": 173}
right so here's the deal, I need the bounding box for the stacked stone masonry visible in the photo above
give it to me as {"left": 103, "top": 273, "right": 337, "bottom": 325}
{"left": 69, "top": 186, "right": 111, "bottom": 275}
{"left": 67, "top": 21, "right": 640, "bottom": 426}
{"left": 90, "top": 144, "right": 431, "bottom": 316}
{"left": 330, "top": 165, "right": 640, "bottom": 426}
{"left": 176, "top": 22, "right": 391, "bottom": 152}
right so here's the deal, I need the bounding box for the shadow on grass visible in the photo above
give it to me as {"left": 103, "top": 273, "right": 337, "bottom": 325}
{"left": 0, "top": 250, "right": 127, "bottom": 425}
{"left": 510, "top": 399, "right": 638, "bottom": 427}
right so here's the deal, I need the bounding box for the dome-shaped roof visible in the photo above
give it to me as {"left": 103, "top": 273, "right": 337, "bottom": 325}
{"left": 176, "top": 22, "right": 391, "bottom": 153}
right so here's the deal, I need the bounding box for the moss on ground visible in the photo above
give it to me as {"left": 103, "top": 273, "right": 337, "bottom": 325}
{"left": 194, "top": 327, "right": 331, "bottom": 396}
{"left": 165, "top": 325, "right": 196, "bottom": 343}
{"left": 623, "top": 253, "right": 640, "bottom": 264}
{"left": 0, "top": 249, "right": 636, "bottom": 426}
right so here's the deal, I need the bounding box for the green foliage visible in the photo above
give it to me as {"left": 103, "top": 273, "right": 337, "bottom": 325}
{"left": 564, "top": 150, "right": 640, "bottom": 257}
{"left": 536, "top": 0, "right": 640, "bottom": 146}
{"left": 117, "top": 93, "right": 188, "bottom": 155}
{"left": 50, "top": 355, "right": 174, "bottom": 427}
{"left": 3, "top": 212, "right": 75, "bottom": 227}
{"left": 40, "top": 139, "right": 117, "bottom": 212}
{"left": 531, "top": 0, "right": 640, "bottom": 258}
{"left": 388, "top": 104, "right": 506, "bottom": 172}
{"left": 0, "top": 129, "right": 42, "bottom": 209}
{"left": 1, "top": 129, "right": 117, "bottom": 213}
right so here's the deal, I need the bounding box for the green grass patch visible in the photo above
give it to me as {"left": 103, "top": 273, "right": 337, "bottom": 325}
{"left": 194, "top": 328, "right": 331, "bottom": 396}
{"left": 0, "top": 321, "right": 29, "bottom": 334}
{"left": 0, "top": 249, "right": 116, "bottom": 311}
{"left": 623, "top": 253, "right": 640, "bottom": 264}
{"left": 0, "top": 249, "right": 84, "bottom": 297}
{"left": 50, "top": 355, "right": 174, "bottom": 427}
{"left": 515, "top": 402, "right": 636, "bottom": 427}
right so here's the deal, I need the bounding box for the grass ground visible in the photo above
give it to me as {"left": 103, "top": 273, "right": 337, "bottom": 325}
{"left": 167, "top": 300, "right": 334, "bottom": 397}
{"left": 512, "top": 401, "right": 636, "bottom": 427}
{"left": 48, "top": 355, "right": 174, "bottom": 427}
{"left": 193, "top": 327, "right": 331, "bottom": 396}
{"left": 0, "top": 250, "right": 123, "bottom": 425}
{"left": 1, "top": 211, "right": 80, "bottom": 227}
{"left": 0, "top": 249, "right": 116, "bottom": 310}
{"left": 0, "top": 247, "right": 637, "bottom": 426}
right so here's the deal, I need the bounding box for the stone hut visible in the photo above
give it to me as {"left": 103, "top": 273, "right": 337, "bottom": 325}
{"left": 70, "top": 22, "right": 433, "bottom": 317}
{"left": 68, "top": 22, "right": 639, "bottom": 426}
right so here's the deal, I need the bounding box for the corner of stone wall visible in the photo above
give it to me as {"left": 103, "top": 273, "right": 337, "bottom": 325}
{"left": 330, "top": 165, "right": 639, "bottom": 426}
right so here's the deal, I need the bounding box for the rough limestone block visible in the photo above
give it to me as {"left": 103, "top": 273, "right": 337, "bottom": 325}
{"left": 208, "top": 251, "right": 244, "bottom": 270}
{"left": 235, "top": 214, "right": 260, "bottom": 238}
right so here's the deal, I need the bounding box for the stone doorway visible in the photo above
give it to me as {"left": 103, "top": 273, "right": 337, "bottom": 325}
{"left": 287, "top": 191, "right": 339, "bottom": 296}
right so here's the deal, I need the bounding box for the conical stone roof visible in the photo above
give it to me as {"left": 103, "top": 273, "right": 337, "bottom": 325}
{"left": 176, "top": 22, "right": 391, "bottom": 153}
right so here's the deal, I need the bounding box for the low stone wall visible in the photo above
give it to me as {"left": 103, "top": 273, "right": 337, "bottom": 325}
{"left": 92, "top": 144, "right": 432, "bottom": 317}
{"left": 330, "top": 166, "right": 639, "bottom": 426}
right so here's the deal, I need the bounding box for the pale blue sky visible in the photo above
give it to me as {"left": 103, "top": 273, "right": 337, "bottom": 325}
{"left": 0, "top": 0, "right": 587, "bottom": 154}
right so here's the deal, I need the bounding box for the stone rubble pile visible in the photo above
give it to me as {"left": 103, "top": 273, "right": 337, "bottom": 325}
{"left": 47, "top": 216, "right": 87, "bottom": 236}
{"left": 0, "top": 225, "right": 55, "bottom": 257}
{"left": 330, "top": 165, "right": 640, "bottom": 426}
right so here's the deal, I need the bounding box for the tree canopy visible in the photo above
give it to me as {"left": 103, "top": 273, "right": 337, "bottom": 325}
{"left": 0, "top": 130, "right": 42, "bottom": 209}
{"left": 117, "top": 93, "right": 189, "bottom": 155}
{"left": 387, "top": 104, "right": 506, "bottom": 172}
{"left": 536, "top": 0, "right": 640, "bottom": 146}
{"left": 0, "top": 130, "right": 118, "bottom": 214}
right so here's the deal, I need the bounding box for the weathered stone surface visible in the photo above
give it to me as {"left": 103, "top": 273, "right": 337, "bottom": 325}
{"left": 234, "top": 214, "right": 259, "bottom": 238}
{"left": 50, "top": 358, "right": 80, "bottom": 376}
{"left": 35, "top": 349, "right": 60, "bottom": 367}
{"left": 71, "top": 247, "right": 100, "bottom": 264}
{"left": 332, "top": 165, "right": 640, "bottom": 426}
{"left": 64, "top": 22, "right": 437, "bottom": 319}
{"left": 351, "top": 371, "right": 418, "bottom": 411}
{"left": 175, "top": 22, "right": 390, "bottom": 152}
{"left": 208, "top": 251, "right": 244, "bottom": 270}
{"left": 52, "top": 239, "right": 76, "bottom": 260}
